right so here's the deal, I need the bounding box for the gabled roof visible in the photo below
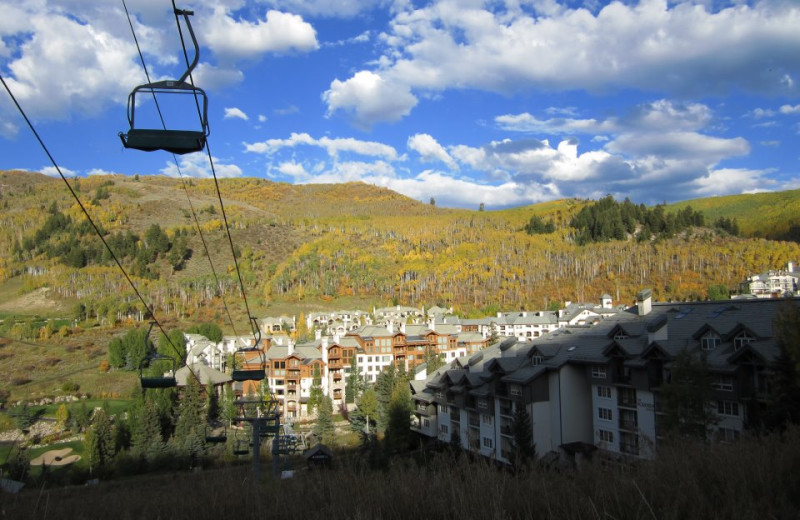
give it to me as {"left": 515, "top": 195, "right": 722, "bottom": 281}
{"left": 500, "top": 365, "right": 547, "bottom": 384}
{"left": 175, "top": 363, "right": 231, "bottom": 386}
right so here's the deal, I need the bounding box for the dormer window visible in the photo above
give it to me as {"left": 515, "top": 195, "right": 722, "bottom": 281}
{"left": 613, "top": 332, "right": 629, "bottom": 341}
{"left": 733, "top": 332, "right": 754, "bottom": 351}
{"left": 701, "top": 333, "right": 721, "bottom": 351}
{"left": 531, "top": 355, "right": 543, "bottom": 366}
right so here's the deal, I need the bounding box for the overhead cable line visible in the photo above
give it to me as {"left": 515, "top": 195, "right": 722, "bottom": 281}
{"left": 172, "top": 0, "right": 259, "bottom": 342}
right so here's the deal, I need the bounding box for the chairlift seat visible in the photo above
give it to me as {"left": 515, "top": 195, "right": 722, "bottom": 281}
{"left": 206, "top": 433, "right": 227, "bottom": 444}
{"left": 120, "top": 129, "right": 206, "bottom": 155}
{"left": 233, "top": 444, "right": 249, "bottom": 456}
{"left": 231, "top": 368, "right": 266, "bottom": 382}
{"left": 140, "top": 376, "right": 177, "bottom": 389}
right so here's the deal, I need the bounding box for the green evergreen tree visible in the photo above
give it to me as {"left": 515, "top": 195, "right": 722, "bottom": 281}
{"left": 345, "top": 357, "right": 364, "bottom": 404}
{"left": 510, "top": 405, "right": 536, "bottom": 470}
{"left": 763, "top": 302, "right": 800, "bottom": 430}
{"left": 384, "top": 382, "right": 413, "bottom": 454}
{"left": 308, "top": 364, "right": 324, "bottom": 414}
{"left": 132, "top": 399, "right": 166, "bottom": 459}
{"left": 172, "top": 377, "right": 206, "bottom": 460}
{"left": 350, "top": 387, "right": 378, "bottom": 434}
{"left": 659, "top": 349, "right": 717, "bottom": 439}
{"left": 206, "top": 383, "right": 220, "bottom": 423}
{"left": 86, "top": 408, "right": 114, "bottom": 474}
{"left": 423, "top": 344, "right": 444, "bottom": 373}
{"left": 314, "top": 396, "right": 335, "bottom": 445}
{"left": 375, "top": 364, "right": 399, "bottom": 432}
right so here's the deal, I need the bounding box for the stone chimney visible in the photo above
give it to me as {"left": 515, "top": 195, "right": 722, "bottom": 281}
{"left": 602, "top": 294, "right": 613, "bottom": 309}
{"left": 315, "top": 329, "right": 322, "bottom": 340}
{"left": 636, "top": 289, "right": 652, "bottom": 316}
{"left": 387, "top": 321, "right": 394, "bottom": 334}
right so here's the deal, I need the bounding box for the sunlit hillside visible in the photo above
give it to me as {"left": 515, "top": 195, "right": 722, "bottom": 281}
{"left": 1, "top": 169, "right": 799, "bottom": 327}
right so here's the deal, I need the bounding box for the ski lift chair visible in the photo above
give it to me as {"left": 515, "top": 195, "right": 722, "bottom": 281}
{"left": 231, "top": 318, "right": 266, "bottom": 381}
{"left": 139, "top": 352, "right": 178, "bottom": 389}
{"left": 119, "top": 7, "right": 209, "bottom": 155}
{"left": 205, "top": 424, "right": 228, "bottom": 444}
{"left": 138, "top": 322, "right": 178, "bottom": 389}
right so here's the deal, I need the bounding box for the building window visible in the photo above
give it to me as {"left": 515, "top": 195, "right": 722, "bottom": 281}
{"left": 481, "top": 414, "right": 493, "bottom": 425}
{"left": 598, "top": 429, "right": 614, "bottom": 443}
{"left": 598, "top": 407, "right": 613, "bottom": 421}
{"left": 701, "top": 334, "right": 721, "bottom": 351}
{"left": 423, "top": 419, "right": 430, "bottom": 428}
{"left": 509, "top": 385, "right": 522, "bottom": 397}
{"left": 713, "top": 375, "right": 734, "bottom": 391}
{"left": 734, "top": 332, "right": 755, "bottom": 351}
{"left": 718, "top": 427, "right": 740, "bottom": 441}
{"left": 477, "top": 400, "right": 488, "bottom": 410}
{"left": 717, "top": 400, "right": 740, "bottom": 417}
{"left": 531, "top": 355, "right": 543, "bottom": 366}
{"left": 438, "top": 404, "right": 449, "bottom": 414}
{"left": 613, "top": 332, "right": 629, "bottom": 340}
{"left": 620, "top": 431, "right": 639, "bottom": 456}
{"left": 592, "top": 366, "right": 607, "bottom": 379}
{"left": 597, "top": 386, "right": 612, "bottom": 399}
{"left": 440, "top": 424, "right": 449, "bottom": 434}
{"left": 483, "top": 437, "right": 494, "bottom": 449}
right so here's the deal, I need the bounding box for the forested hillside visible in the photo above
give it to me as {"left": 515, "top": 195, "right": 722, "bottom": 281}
{"left": 1, "top": 170, "right": 799, "bottom": 328}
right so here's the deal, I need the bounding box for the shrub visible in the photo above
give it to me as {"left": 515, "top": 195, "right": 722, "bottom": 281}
{"left": 61, "top": 382, "right": 80, "bottom": 393}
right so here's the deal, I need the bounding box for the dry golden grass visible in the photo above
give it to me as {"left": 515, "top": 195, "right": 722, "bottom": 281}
{"left": 2, "top": 427, "right": 799, "bottom": 520}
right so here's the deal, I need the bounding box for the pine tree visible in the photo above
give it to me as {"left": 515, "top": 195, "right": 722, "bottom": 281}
{"left": 375, "top": 364, "right": 398, "bottom": 432}
{"left": 308, "top": 364, "right": 324, "bottom": 414}
{"left": 659, "top": 349, "right": 717, "bottom": 439}
{"left": 132, "top": 399, "right": 165, "bottom": 459}
{"left": 350, "top": 387, "right": 378, "bottom": 434}
{"left": 510, "top": 405, "right": 535, "bottom": 470}
{"left": 314, "top": 396, "right": 335, "bottom": 445}
{"left": 172, "top": 377, "right": 206, "bottom": 460}
{"left": 423, "top": 345, "right": 444, "bottom": 373}
{"left": 206, "top": 383, "right": 220, "bottom": 423}
{"left": 345, "top": 356, "right": 364, "bottom": 404}
{"left": 86, "top": 408, "right": 114, "bottom": 474}
{"left": 385, "top": 382, "right": 413, "bottom": 454}
{"left": 763, "top": 301, "right": 800, "bottom": 430}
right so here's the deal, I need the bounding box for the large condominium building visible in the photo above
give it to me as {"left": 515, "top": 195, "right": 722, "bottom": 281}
{"left": 412, "top": 292, "right": 797, "bottom": 464}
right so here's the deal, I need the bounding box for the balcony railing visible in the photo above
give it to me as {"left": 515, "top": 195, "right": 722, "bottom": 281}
{"left": 468, "top": 417, "right": 480, "bottom": 428}
{"left": 619, "top": 419, "right": 638, "bottom": 431}
{"left": 500, "top": 425, "right": 512, "bottom": 436}
{"left": 618, "top": 396, "right": 637, "bottom": 408}
{"left": 499, "top": 404, "right": 513, "bottom": 416}
{"left": 620, "top": 442, "right": 639, "bottom": 456}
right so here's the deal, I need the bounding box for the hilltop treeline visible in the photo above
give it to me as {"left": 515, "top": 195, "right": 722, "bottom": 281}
{"left": 570, "top": 196, "right": 706, "bottom": 244}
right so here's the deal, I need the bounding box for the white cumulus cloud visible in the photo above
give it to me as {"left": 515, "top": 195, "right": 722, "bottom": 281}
{"left": 202, "top": 8, "right": 318, "bottom": 60}
{"left": 224, "top": 107, "right": 249, "bottom": 120}
{"left": 323, "top": 71, "right": 418, "bottom": 129}
{"left": 407, "top": 133, "right": 457, "bottom": 170}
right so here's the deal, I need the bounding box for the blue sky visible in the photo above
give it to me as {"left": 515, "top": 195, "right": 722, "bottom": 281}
{"left": 1, "top": 0, "right": 799, "bottom": 209}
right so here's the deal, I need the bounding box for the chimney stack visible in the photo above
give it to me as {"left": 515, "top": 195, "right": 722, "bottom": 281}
{"left": 636, "top": 289, "right": 652, "bottom": 316}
